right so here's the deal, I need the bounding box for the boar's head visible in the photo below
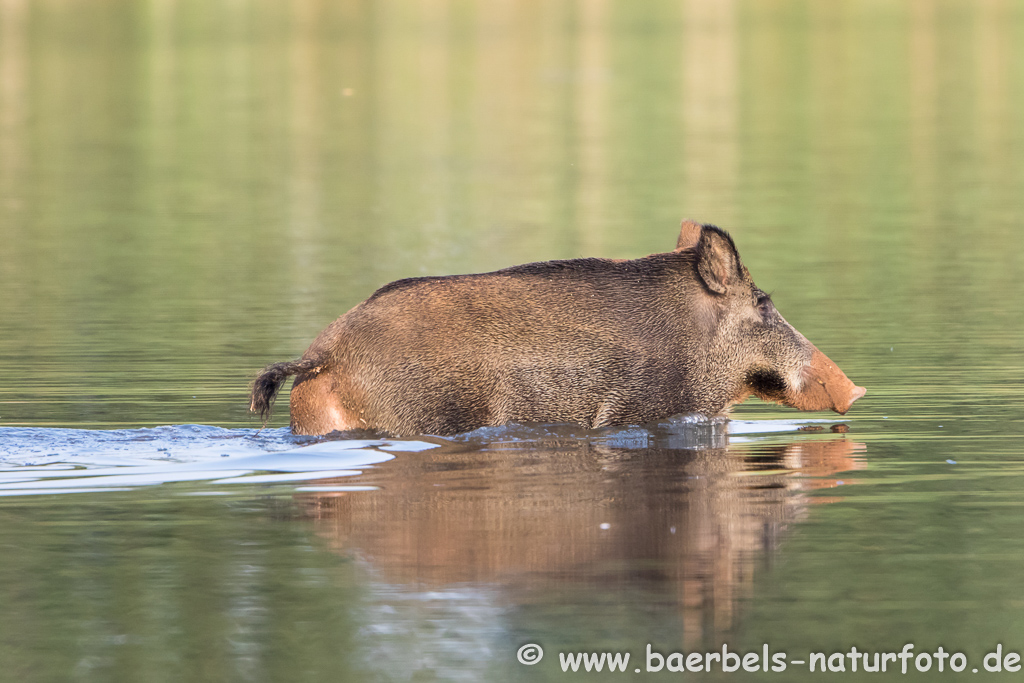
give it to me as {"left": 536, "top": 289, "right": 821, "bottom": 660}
{"left": 676, "top": 221, "right": 866, "bottom": 415}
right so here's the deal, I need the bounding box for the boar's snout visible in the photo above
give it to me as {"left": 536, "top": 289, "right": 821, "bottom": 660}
{"left": 785, "top": 346, "right": 866, "bottom": 415}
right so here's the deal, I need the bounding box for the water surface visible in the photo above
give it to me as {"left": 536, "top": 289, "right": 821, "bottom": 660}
{"left": 2, "top": 0, "right": 1024, "bottom": 681}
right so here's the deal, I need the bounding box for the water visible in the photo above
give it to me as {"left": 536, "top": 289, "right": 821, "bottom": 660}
{"left": 2, "top": 0, "right": 1024, "bottom": 680}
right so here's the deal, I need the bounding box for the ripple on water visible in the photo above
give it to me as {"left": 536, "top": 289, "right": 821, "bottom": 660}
{"left": 0, "top": 418, "right": 839, "bottom": 497}
{"left": 0, "top": 424, "right": 441, "bottom": 496}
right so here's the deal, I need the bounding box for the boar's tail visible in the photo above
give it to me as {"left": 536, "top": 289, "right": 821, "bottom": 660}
{"left": 249, "top": 358, "right": 322, "bottom": 424}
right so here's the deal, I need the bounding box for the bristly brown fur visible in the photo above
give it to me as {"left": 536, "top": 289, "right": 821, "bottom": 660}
{"left": 249, "top": 358, "right": 321, "bottom": 425}
{"left": 252, "top": 220, "right": 864, "bottom": 436}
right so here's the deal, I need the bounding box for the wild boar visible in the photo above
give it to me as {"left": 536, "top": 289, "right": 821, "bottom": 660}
{"left": 250, "top": 221, "right": 865, "bottom": 436}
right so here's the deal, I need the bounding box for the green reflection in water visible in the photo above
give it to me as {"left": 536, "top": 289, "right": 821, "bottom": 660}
{"left": 0, "top": 492, "right": 369, "bottom": 682}
{"left": 1, "top": 0, "right": 1023, "bottom": 430}
{"left": 2, "top": 0, "right": 1024, "bottom": 681}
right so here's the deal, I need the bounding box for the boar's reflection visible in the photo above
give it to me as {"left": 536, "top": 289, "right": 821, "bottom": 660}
{"left": 299, "top": 423, "right": 864, "bottom": 646}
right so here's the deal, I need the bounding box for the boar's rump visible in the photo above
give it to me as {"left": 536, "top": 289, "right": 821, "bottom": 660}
{"left": 251, "top": 220, "right": 865, "bottom": 436}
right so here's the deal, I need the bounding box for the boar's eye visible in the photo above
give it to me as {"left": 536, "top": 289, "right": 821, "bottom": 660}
{"left": 754, "top": 291, "right": 772, "bottom": 314}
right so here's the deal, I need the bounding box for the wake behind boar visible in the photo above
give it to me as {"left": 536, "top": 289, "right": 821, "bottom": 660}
{"left": 251, "top": 221, "right": 865, "bottom": 436}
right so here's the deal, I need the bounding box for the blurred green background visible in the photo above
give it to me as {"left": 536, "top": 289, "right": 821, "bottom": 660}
{"left": 3, "top": 2, "right": 1024, "bottom": 682}
{"left": 3, "top": 0, "right": 1021, "bottom": 428}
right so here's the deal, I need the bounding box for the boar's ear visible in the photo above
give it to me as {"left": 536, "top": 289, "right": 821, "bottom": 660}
{"left": 674, "top": 219, "right": 705, "bottom": 252}
{"left": 695, "top": 226, "right": 742, "bottom": 294}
